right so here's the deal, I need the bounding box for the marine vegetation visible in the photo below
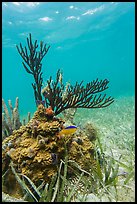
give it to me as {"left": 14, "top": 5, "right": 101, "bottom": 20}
{"left": 2, "top": 33, "right": 117, "bottom": 201}
{"left": 2, "top": 129, "right": 134, "bottom": 202}
{"left": 16, "top": 33, "right": 114, "bottom": 114}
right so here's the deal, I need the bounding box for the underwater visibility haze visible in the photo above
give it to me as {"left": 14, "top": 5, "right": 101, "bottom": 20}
{"left": 2, "top": 2, "right": 135, "bottom": 116}
{"left": 2, "top": 2, "right": 135, "bottom": 202}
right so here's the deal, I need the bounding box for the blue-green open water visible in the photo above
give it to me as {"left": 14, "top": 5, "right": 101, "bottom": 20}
{"left": 2, "top": 2, "right": 135, "bottom": 117}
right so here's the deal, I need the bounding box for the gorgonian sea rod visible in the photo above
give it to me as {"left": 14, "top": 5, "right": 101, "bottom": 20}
{"left": 41, "top": 69, "right": 114, "bottom": 115}
{"left": 16, "top": 33, "right": 114, "bottom": 115}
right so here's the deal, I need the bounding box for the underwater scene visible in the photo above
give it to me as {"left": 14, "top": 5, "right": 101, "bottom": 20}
{"left": 2, "top": 2, "right": 135, "bottom": 202}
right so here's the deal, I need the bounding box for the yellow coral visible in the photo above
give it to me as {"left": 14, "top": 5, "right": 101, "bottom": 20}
{"left": 2, "top": 105, "right": 97, "bottom": 198}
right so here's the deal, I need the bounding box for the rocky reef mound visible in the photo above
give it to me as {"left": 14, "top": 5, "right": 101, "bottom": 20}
{"left": 2, "top": 104, "right": 96, "bottom": 198}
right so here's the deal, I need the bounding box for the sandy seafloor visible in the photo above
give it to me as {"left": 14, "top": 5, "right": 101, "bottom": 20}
{"left": 73, "top": 95, "right": 135, "bottom": 202}
{"left": 19, "top": 95, "right": 135, "bottom": 202}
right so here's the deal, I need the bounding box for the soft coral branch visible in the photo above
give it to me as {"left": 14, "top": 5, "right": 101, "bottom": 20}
{"left": 16, "top": 33, "right": 50, "bottom": 103}
{"left": 42, "top": 69, "right": 114, "bottom": 115}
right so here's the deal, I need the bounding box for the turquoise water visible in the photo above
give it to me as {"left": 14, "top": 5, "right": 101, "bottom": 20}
{"left": 2, "top": 2, "right": 135, "bottom": 117}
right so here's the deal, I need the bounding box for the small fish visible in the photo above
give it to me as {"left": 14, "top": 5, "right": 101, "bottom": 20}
{"left": 59, "top": 125, "right": 77, "bottom": 135}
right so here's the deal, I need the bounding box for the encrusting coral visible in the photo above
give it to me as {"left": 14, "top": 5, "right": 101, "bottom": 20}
{"left": 2, "top": 104, "right": 96, "bottom": 199}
